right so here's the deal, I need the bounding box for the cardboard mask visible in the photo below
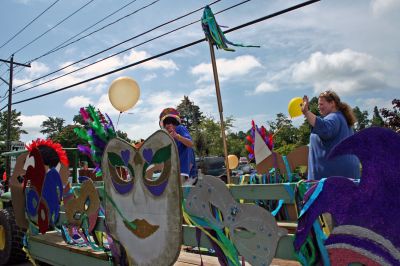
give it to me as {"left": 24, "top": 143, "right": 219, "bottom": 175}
{"left": 185, "top": 175, "right": 287, "bottom": 266}
{"left": 65, "top": 179, "right": 100, "bottom": 233}
{"left": 102, "top": 130, "right": 182, "bottom": 266}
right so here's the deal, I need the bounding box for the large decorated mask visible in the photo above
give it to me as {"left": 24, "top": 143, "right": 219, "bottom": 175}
{"left": 185, "top": 175, "right": 287, "bottom": 266}
{"left": 102, "top": 130, "right": 182, "bottom": 266}
{"left": 21, "top": 139, "right": 68, "bottom": 234}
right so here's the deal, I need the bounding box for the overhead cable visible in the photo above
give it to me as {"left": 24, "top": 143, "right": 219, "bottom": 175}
{"left": 14, "top": 0, "right": 221, "bottom": 91}
{"left": 12, "top": 0, "right": 96, "bottom": 55}
{"left": 4, "top": 0, "right": 320, "bottom": 110}
{"left": 24, "top": 0, "right": 161, "bottom": 65}
{"left": 0, "top": 0, "right": 61, "bottom": 50}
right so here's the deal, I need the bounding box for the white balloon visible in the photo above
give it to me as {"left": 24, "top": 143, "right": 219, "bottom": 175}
{"left": 108, "top": 77, "right": 140, "bottom": 112}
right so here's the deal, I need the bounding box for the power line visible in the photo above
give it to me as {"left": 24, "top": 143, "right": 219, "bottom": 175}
{"left": 4, "top": 0, "right": 320, "bottom": 110}
{"left": 8, "top": 0, "right": 161, "bottom": 92}
{"left": 0, "top": 0, "right": 61, "bottom": 50}
{"left": 13, "top": 0, "right": 222, "bottom": 91}
{"left": 24, "top": 0, "right": 160, "bottom": 65}
{"left": 12, "top": 0, "right": 96, "bottom": 55}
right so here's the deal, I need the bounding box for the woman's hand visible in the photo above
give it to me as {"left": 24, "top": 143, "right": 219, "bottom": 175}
{"left": 302, "top": 95, "right": 316, "bottom": 127}
{"left": 302, "top": 95, "right": 309, "bottom": 115}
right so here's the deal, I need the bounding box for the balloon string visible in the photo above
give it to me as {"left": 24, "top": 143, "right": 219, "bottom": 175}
{"left": 115, "top": 112, "right": 122, "bottom": 132}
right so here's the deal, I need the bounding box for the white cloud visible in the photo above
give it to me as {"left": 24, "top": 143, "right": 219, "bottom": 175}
{"left": 123, "top": 50, "right": 178, "bottom": 71}
{"left": 20, "top": 114, "right": 48, "bottom": 142}
{"left": 191, "top": 55, "right": 262, "bottom": 83}
{"left": 355, "top": 97, "right": 393, "bottom": 112}
{"left": 26, "top": 62, "right": 50, "bottom": 78}
{"left": 371, "top": 0, "right": 400, "bottom": 16}
{"left": 290, "top": 49, "right": 389, "bottom": 95}
{"left": 95, "top": 94, "right": 119, "bottom": 115}
{"left": 233, "top": 113, "right": 275, "bottom": 133}
{"left": 247, "top": 82, "right": 278, "bottom": 95}
{"left": 14, "top": 49, "right": 178, "bottom": 94}
{"left": 143, "top": 73, "right": 157, "bottom": 81}
{"left": 65, "top": 96, "right": 93, "bottom": 108}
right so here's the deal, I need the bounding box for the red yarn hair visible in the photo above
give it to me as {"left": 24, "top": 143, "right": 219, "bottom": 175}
{"left": 26, "top": 139, "right": 69, "bottom": 166}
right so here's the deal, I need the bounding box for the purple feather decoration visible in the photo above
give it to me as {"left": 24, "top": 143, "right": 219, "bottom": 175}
{"left": 105, "top": 113, "right": 115, "bottom": 132}
{"left": 78, "top": 145, "right": 92, "bottom": 157}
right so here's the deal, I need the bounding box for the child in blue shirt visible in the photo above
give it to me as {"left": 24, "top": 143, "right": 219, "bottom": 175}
{"left": 159, "top": 108, "right": 197, "bottom": 185}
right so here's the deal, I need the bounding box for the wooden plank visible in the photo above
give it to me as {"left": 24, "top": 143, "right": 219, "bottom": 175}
{"left": 30, "top": 231, "right": 109, "bottom": 261}
{"left": 175, "top": 251, "right": 300, "bottom": 266}
{"left": 228, "top": 183, "right": 296, "bottom": 202}
{"left": 28, "top": 230, "right": 299, "bottom": 265}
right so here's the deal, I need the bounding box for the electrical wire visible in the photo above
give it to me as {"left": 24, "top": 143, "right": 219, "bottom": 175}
{"left": 2, "top": 0, "right": 320, "bottom": 111}
{"left": 10, "top": 0, "right": 162, "bottom": 90}
{"left": 12, "top": 0, "right": 96, "bottom": 55}
{"left": 0, "top": 0, "right": 61, "bottom": 50}
{"left": 13, "top": 0, "right": 222, "bottom": 91}
{"left": 24, "top": 0, "right": 161, "bottom": 66}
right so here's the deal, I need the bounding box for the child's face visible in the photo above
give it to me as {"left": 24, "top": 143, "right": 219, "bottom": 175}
{"left": 164, "top": 122, "right": 176, "bottom": 133}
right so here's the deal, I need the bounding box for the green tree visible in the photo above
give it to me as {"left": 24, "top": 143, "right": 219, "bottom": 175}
{"left": 176, "top": 96, "right": 203, "bottom": 132}
{"left": 0, "top": 109, "right": 28, "bottom": 142}
{"left": 267, "top": 113, "right": 300, "bottom": 150}
{"left": 53, "top": 125, "right": 84, "bottom": 148}
{"left": 73, "top": 112, "right": 85, "bottom": 125}
{"left": 380, "top": 99, "right": 400, "bottom": 132}
{"left": 353, "top": 106, "right": 370, "bottom": 131}
{"left": 371, "top": 106, "right": 384, "bottom": 127}
{"left": 40, "top": 117, "right": 65, "bottom": 139}
{"left": 227, "top": 132, "right": 247, "bottom": 157}
{"left": 196, "top": 116, "right": 234, "bottom": 156}
{"left": 116, "top": 130, "right": 132, "bottom": 143}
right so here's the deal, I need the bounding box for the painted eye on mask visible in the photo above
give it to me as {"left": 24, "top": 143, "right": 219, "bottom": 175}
{"left": 107, "top": 150, "right": 135, "bottom": 194}
{"left": 142, "top": 144, "right": 172, "bottom": 196}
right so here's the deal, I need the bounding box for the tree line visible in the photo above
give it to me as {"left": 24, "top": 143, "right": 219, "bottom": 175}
{"left": 0, "top": 97, "right": 399, "bottom": 162}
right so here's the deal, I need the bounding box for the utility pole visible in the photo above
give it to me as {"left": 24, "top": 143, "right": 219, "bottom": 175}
{"left": 0, "top": 55, "right": 30, "bottom": 191}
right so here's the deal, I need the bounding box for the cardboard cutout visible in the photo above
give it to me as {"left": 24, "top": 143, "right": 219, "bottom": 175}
{"left": 256, "top": 145, "right": 308, "bottom": 177}
{"left": 65, "top": 179, "right": 100, "bottom": 232}
{"left": 24, "top": 147, "right": 63, "bottom": 234}
{"left": 102, "top": 130, "right": 182, "bottom": 266}
{"left": 185, "top": 175, "right": 287, "bottom": 266}
{"left": 10, "top": 152, "right": 29, "bottom": 228}
{"left": 294, "top": 128, "right": 400, "bottom": 265}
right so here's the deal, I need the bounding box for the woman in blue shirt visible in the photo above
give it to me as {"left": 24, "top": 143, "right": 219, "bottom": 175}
{"left": 159, "top": 108, "right": 197, "bottom": 185}
{"left": 302, "top": 90, "right": 360, "bottom": 180}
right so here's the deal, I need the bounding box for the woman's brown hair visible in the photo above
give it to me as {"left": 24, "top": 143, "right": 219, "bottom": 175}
{"left": 319, "top": 90, "right": 356, "bottom": 126}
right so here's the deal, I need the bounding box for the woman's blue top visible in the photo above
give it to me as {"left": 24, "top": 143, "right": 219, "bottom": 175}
{"left": 308, "top": 111, "right": 360, "bottom": 180}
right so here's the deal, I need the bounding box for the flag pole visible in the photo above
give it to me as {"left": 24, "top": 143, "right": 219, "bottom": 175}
{"left": 207, "top": 41, "right": 231, "bottom": 184}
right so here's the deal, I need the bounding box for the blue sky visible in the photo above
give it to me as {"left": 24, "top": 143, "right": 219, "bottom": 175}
{"left": 0, "top": 0, "right": 399, "bottom": 143}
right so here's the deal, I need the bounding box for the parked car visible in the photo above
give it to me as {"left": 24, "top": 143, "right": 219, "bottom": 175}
{"left": 196, "top": 156, "right": 226, "bottom": 176}
{"left": 232, "top": 163, "right": 254, "bottom": 176}
{"left": 239, "top": 157, "right": 248, "bottom": 165}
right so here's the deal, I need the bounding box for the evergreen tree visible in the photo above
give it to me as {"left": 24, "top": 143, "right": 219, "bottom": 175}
{"left": 267, "top": 113, "right": 300, "bottom": 149}
{"left": 40, "top": 117, "right": 65, "bottom": 139}
{"left": 371, "top": 106, "right": 384, "bottom": 127}
{"left": 176, "top": 96, "right": 203, "bottom": 132}
{"left": 0, "top": 109, "right": 28, "bottom": 142}
{"left": 353, "top": 106, "right": 370, "bottom": 131}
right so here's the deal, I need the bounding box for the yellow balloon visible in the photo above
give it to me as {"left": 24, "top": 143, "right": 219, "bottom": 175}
{"left": 227, "top": 154, "right": 239, "bottom": 170}
{"left": 108, "top": 77, "right": 140, "bottom": 112}
{"left": 288, "top": 97, "right": 303, "bottom": 118}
